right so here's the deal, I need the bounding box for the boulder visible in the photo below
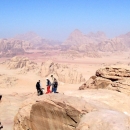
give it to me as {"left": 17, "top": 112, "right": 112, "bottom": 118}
{"left": 77, "top": 110, "right": 130, "bottom": 130}
{"left": 79, "top": 67, "right": 130, "bottom": 96}
{"left": 0, "top": 93, "right": 35, "bottom": 130}
{"left": 14, "top": 94, "right": 96, "bottom": 130}
{"left": 14, "top": 90, "right": 130, "bottom": 130}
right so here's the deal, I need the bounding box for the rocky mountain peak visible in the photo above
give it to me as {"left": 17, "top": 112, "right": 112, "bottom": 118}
{"left": 69, "top": 29, "right": 83, "bottom": 38}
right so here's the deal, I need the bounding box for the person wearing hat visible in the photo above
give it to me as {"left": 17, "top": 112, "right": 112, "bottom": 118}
{"left": 46, "top": 78, "right": 51, "bottom": 94}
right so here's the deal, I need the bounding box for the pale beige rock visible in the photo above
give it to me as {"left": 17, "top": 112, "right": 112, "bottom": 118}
{"left": 61, "top": 29, "right": 127, "bottom": 58}
{"left": 0, "top": 39, "right": 25, "bottom": 57}
{"left": 2, "top": 56, "right": 39, "bottom": 73}
{"left": 64, "top": 89, "right": 130, "bottom": 114}
{"left": 98, "top": 38, "right": 127, "bottom": 52}
{"left": 77, "top": 110, "right": 130, "bottom": 130}
{"left": 39, "top": 60, "right": 85, "bottom": 84}
{"left": 0, "top": 93, "right": 36, "bottom": 130}
{"left": 14, "top": 94, "right": 96, "bottom": 130}
{"left": 14, "top": 90, "right": 130, "bottom": 130}
{"left": 79, "top": 67, "right": 130, "bottom": 96}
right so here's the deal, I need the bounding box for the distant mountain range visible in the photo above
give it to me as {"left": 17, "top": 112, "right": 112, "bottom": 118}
{"left": 0, "top": 30, "right": 130, "bottom": 57}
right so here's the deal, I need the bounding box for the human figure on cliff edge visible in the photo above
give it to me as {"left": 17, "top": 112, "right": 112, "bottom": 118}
{"left": 45, "top": 78, "right": 51, "bottom": 94}
{"left": 0, "top": 122, "right": 3, "bottom": 129}
{"left": 0, "top": 95, "right": 2, "bottom": 101}
{"left": 36, "top": 80, "right": 43, "bottom": 96}
{"left": 51, "top": 75, "right": 58, "bottom": 93}
{"left": 0, "top": 96, "right": 3, "bottom": 129}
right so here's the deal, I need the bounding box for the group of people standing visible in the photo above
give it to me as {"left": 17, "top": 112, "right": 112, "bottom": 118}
{"left": 36, "top": 75, "right": 58, "bottom": 96}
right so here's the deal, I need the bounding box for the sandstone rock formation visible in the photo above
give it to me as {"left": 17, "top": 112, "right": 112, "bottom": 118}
{"left": 0, "top": 93, "right": 35, "bottom": 130}
{"left": 2, "top": 56, "right": 38, "bottom": 73}
{"left": 0, "top": 39, "right": 25, "bottom": 57}
{"left": 79, "top": 67, "right": 130, "bottom": 96}
{"left": 62, "top": 29, "right": 101, "bottom": 58}
{"left": 14, "top": 90, "right": 130, "bottom": 130}
{"left": 39, "top": 60, "right": 85, "bottom": 84}
{"left": 62, "top": 29, "right": 106, "bottom": 46}
{"left": 61, "top": 30, "right": 127, "bottom": 58}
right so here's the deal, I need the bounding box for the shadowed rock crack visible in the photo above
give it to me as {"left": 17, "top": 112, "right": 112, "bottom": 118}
{"left": 66, "top": 112, "right": 77, "bottom": 124}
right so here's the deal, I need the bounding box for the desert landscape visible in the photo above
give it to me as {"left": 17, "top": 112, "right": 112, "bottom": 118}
{"left": 0, "top": 30, "right": 130, "bottom": 130}
{"left": 1, "top": 1, "right": 130, "bottom": 130}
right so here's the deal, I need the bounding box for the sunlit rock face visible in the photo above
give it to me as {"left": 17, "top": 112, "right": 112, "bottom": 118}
{"left": 14, "top": 90, "right": 130, "bottom": 130}
{"left": 79, "top": 67, "right": 130, "bottom": 96}
{"left": 39, "top": 60, "right": 85, "bottom": 84}
{"left": 0, "top": 39, "right": 25, "bottom": 57}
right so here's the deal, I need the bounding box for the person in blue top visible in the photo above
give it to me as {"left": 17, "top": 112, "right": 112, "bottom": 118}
{"left": 51, "top": 75, "right": 59, "bottom": 93}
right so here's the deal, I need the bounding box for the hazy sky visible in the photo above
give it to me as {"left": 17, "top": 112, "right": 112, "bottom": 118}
{"left": 0, "top": 0, "right": 130, "bottom": 40}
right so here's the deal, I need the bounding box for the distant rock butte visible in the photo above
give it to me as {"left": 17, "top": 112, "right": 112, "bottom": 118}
{"left": 14, "top": 91, "right": 130, "bottom": 130}
{"left": 79, "top": 67, "right": 130, "bottom": 96}
{"left": 1, "top": 57, "right": 85, "bottom": 84}
{"left": 0, "top": 39, "right": 25, "bottom": 57}
{"left": 2, "top": 56, "right": 38, "bottom": 73}
{"left": 39, "top": 60, "right": 85, "bottom": 84}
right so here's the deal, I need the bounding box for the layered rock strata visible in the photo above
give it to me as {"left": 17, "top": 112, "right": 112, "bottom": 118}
{"left": 79, "top": 67, "right": 130, "bottom": 96}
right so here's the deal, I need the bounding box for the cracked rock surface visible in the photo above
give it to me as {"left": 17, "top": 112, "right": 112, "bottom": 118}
{"left": 79, "top": 67, "right": 130, "bottom": 96}
{"left": 14, "top": 91, "right": 130, "bottom": 130}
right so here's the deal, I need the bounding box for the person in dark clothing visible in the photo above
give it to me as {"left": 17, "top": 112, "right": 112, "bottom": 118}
{"left": 0, "top": 95, "right": 2, "bottom": 101}
{"left": 0, "top": 122, "right": 3, "bottom": 129}
{"left": 0, "top": 96, "right": 3, "bottom": 129}
{"left": 36, "top": 80, "right": 43, "bottom": 96}
{"left": 53, "top": 78, "right": 58, "bottom": 93}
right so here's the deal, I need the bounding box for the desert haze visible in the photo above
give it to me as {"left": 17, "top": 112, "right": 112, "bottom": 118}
{"left": 1, "top": 30, "right": 130, "bottom": 130}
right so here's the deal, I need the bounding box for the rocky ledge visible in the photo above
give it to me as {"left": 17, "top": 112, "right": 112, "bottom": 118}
{"left": 14, "top": 90, "right": 130, "bottom": 130}
{"left": 79, "top": 67, "right": 130, "bottom": 96}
